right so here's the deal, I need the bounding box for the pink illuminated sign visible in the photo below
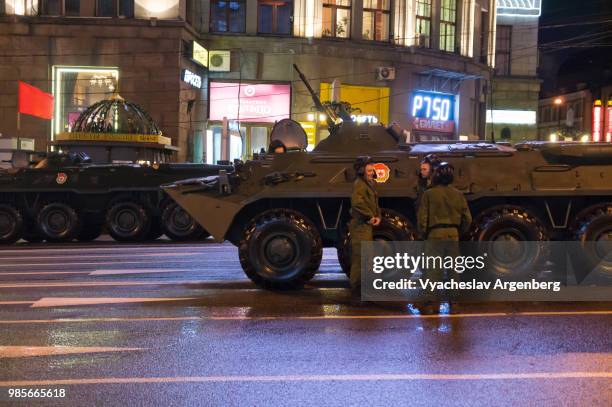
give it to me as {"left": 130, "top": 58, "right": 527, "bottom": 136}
{"left": 209, "top": 82, "right": 291, "bottom": 123}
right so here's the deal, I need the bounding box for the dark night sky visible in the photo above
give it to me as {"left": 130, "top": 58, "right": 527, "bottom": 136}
{"left": 538, "top": 0, "right": 612, "bottom": 96}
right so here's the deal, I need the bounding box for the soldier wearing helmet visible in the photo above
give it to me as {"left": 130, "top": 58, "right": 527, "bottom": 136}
{"left": 416, "top": 154, "right": 441, "bottom": 209}
{"left": 349, "top": 156, "right": 381, "bottom": 295}
{"left": 417, "top": 162, "right": 472, "bottom": 313}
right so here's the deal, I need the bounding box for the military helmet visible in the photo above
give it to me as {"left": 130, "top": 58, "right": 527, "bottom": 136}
{"left": 433, "top": 162, "right": 454, "bottom": 185}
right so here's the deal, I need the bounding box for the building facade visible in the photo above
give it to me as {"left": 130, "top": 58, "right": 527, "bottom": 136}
{"left": 1, "top": 0, "right": 503, "bottom": 163}
{"left": 538, "top": 85, "right": 612, "bottom": 142}
{"left": 486, "top": 0, "right": 541, "bottom": 143}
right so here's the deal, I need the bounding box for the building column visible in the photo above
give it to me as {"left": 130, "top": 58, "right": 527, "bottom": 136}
{"left": 431, "top": 0, "right": 441, "bottom": 50}
{"left": 246, "top": 0, "right": 258, "bottom": 34}
{"left": 351, "top": 0, "right": 364, "bottom": 40}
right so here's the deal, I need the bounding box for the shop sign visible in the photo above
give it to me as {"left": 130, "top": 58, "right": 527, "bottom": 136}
{"left": 411, "top": 90, "right": 456, "bottom": 133}
{"left": 412, "top": 118, "right": 455, "bottom": 133}
{"left": 593, "top": 100, "right": 602, "bottom": 142}
{"left": 182, "top": 69, "right": 202, "bottom": 89}
{"left": 209, "top": 82, "right": 290, "bottom": 123}
{"left": 351, "top": 114, "right": 378, "bottom": 124}
{"left": 192, "top": 41, "right": 208, "bottom": 68}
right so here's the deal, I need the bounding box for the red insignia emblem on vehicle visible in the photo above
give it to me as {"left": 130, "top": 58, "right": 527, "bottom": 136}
{"left": 373, "top": 163, "right": 390, "bottom": 183}
{"left": 56, "top": 172, "right": 68, "bottom": 185}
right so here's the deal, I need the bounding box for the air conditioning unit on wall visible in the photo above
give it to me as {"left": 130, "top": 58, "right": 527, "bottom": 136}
{"left": 376, "top": 66, "right": 396, "bottom": 81}
{"left": 209, "top": 50, "right": 231, "bottom": 72}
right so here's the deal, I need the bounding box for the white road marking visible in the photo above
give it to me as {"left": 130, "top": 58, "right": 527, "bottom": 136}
{"left": 0, "top": 244, "right": 228, "bottom": 254}
{"left": 0, "top": 260, "right": 213, "bottom": 268}
{"left": 30, "top": 297, "right": 199, "bottom": 308}
{"left": 0, "top": 279, "right": 253, "bottom": 289}
{"left": 0, "top": 271, "right": 89, "bottom": 276}
{"left": 0, "top": 310, "right": 610, "bottom": 323}
{"left": 89, "top": 269, "right": 193, "bottom": 276}
{"left": 0, "top": 371, "right": 610, "bottom": 386}
{"left": 0, "top": 252, "right": 212, "bottom": 261}
{"left": 0, "top": 346, "right": 141, "bottom": 358}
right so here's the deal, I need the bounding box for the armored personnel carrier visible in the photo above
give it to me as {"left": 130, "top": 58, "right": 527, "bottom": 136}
{"left": 0, "top": 151, "right": 231, "bottom": 244}
{"left": 163, "top": 66, "right": 612, "bottom": 289}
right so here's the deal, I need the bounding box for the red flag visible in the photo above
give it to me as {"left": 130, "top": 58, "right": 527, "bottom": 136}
{"left": 18, "top": 81, "right": 53, "bottom": 120}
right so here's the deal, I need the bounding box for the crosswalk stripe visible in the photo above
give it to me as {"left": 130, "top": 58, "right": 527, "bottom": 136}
{"left": 0, "top": 346, "right": 142, "bottom": 358}
{"left": 30, "top": 297, "right": 199, "bottom": 308}
{"left": 0, "top": 371, "right": 610, "bottom": 386}
{"left": 89, "top": 269, "right": 193, "bottom": 276}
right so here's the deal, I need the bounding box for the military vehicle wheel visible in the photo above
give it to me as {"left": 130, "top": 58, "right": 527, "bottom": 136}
{"left": 0, "top": 204, "right": 24, "bottom": 244}
{"left": 239, "top": 209, "right": 322, "bottom": 290}
{"left": 162, "top": 203, "right": 208, "bottom": 241}
{"left": 337, "top": 209, "right": 416, "bottom": 276}
{"left": 470, "top": 206, "right": 547, "bottom": 277}
{"left": 76, "top": 219, "right": 103, "bottom": 242}
{"left": 106, "top": 201, "right": 151, "bottom": 242}
{"left": 37, "top": 203, "right": 80, "bottom": 243}
{"left": 572, "top": 204, "right": 612, "bottom": 272}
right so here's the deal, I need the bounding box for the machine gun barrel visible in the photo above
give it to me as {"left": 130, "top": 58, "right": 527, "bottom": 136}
{"left": 292, "top": 64, "right": 337, "bottom": 129}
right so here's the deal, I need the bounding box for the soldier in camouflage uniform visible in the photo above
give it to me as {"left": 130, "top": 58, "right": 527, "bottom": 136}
{"left": 417, "top": 162, "right": 472, "bottom": 313}
{"left": 416, "top": 154, "right": 440, "bottom": 210}
{"left": 349, "top": 156, "right": 381, "bottom": 294}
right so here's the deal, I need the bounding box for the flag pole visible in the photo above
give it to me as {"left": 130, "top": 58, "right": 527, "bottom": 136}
{"left": 16, "top": 111, "right": 21, "bottom": 151}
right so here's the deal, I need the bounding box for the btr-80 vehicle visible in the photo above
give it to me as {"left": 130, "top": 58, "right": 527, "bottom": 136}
{"left": 0, "top": 151, "right": 231, "bottom": 244}
{"left": 163, "top": 66, "right": 612, "bottom": 289}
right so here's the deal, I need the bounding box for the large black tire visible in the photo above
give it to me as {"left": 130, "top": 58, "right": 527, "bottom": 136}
{"left": 0, "top": 204, "right": 24, "bottom": 244}
{"left": 337, "top": 209, "right": 416, "bottom": 276}
{"left": 106, "top": 201, "right": 151, "bottom": 242}
{"left": 162, "top": 203, "right": 208, "bottom": 241}
{"left": 37, "top": 202, "right": 80, "bottom": 243}
{"left": 470, "top": 205, "right": 548, "bottom": 277}
{"left": 239, "top": 209, "right": 322, "bottom": 290}
{"left": 572, "top": 203, "right": 612, "bottom": 274}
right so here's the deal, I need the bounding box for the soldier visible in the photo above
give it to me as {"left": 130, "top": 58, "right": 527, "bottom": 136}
{"left": 417, "top": 162, "right": 472, "bottom": 313}
{"left": 416, "top": 154, "right": 440, "bottom": 209}
{"left": 349, "top": 156, "right": 381, "bottom": 295}
{"left": 268, "top": 139, "right": 287, "bottom": 154}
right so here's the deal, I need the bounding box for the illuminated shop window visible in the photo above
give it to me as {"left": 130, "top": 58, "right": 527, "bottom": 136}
{"left": 211, "top": 1, "right": 246, "bottom": 33}
{"left": 258, "top": 0, "right": 293, "bottom": 35}
{"left": 362, "top": 0, "right": 390, "bottom": 42}
{"left": 439, "top": 0, "right": 457, "bottom": 52}
{"left": 52, "top": 67, "right": 119, "bottom": 140}
{"left": 322, "top": 0, "right": 351, "bottom": 38}
{"left": 416, "top": 0, "right": 431, "bottom": 47}
{"left": 495, "top": 25, "right": 512, "bottom": 76}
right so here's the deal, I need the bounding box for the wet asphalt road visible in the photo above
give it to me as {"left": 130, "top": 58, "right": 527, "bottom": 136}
{"left": 0, "top": 238, "right": 610, "bottom": 406}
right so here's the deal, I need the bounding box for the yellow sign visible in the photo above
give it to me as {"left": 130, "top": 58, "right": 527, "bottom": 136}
{"left": 320, "top": 83, "right": 390, "bottom": 125}
{"left": 56, "top": 132, "right": 171, "bottom": 145}
{"left": 299, "top": 121, "right": 317, "bottom": 147}
{"left": 192, "top": 41, "right": 209, "bottom": 68}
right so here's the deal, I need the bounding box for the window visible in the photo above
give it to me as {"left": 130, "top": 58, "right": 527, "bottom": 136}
{"left": 495, "top": 25, "right": 512, "bottom": 76}
{"left": 41, "top": 0, "right": 62, "bottom": 15}
{"left": 211, "top": 1, "right": 246, "bottom": 33}
{"left": 416, "top": 0, "right": 431, "bottom": 47}
{"left": 258, "top": 0, "right": 292, "bottom": 35}
{"left": 186, "top": 0, "right": 194, "bottom": 24}
{"left": 322, "top": 0, "right": 351, "bottom": 38}
{"left": 439, "top": 0, "right": 457, "bottom": 52}
{"left": 65, "top": 0, "right": 79, "bottom": 16}
{"left": 119, "top": 0, "right": 134, "bottom": 17}
{"left": 97, "top": 0, "right": 114, "bottom": 17}
{"left": 362, "top": 0, "right": 390, "bottom": 41}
